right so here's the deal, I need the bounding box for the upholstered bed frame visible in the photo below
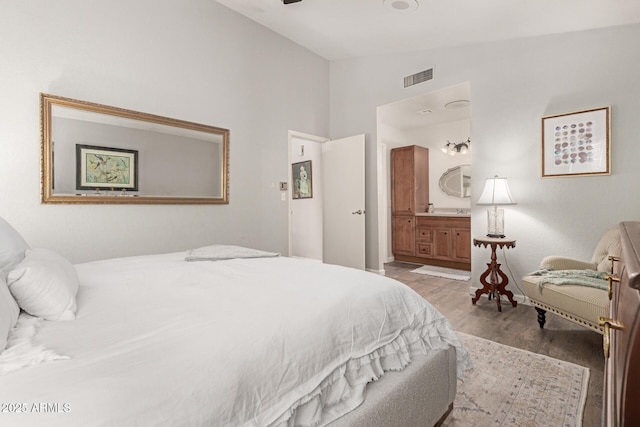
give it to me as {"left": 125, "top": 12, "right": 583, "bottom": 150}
{"left": 331, "top": 348, "right": 457, "bottom": 426}
{"left": 0, "top": 216, "right": 464, "bottom": 427}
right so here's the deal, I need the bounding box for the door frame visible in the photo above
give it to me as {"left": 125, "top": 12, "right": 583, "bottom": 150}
{"left": 376, "top": 141, "right": 390, "bottom": 272}
{"left": 287, "top": 130, "right": 328, "bottom": 259}
{"left": 375, "top": 82, "right": 472, "bottom": 274}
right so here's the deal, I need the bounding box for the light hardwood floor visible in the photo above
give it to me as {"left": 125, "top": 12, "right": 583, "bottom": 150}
{"left": 384, "top": 261, "right": 604, "bottom": 427}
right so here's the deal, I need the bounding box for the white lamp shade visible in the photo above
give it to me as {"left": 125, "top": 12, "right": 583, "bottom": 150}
{"left": 477, "top": 176, "right": 516, "bottom": 205}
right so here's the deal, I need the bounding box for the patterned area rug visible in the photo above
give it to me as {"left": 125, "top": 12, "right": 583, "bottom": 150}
{"left": 410, "top": 265, "right": 471, "bottom": 281}
{"left": 444, "top": 333, "right": 589, "bottom": 427}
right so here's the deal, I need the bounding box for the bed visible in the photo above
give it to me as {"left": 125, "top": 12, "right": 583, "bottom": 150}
{"left": 0, "top": 218, "right": 471, "bottom": 427}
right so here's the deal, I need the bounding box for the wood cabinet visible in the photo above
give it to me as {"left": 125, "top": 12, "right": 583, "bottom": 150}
{"left": 603, "top": 221, "right": 640, "bottom": 426}
{"left": 392, "top": 215, "right": 415, "bottom": 256}
{"left": 389, "top": 144, "right": 470, "bottom": 270}
{"left": 415, "top": 225, "right": 434, "bottom": 258}
{"left": 391, "top": 145, "right": 429, "bottom": 215}
{"left": 394, "top": 214, "right": 471, "bottom": 270}
{"left": 416, "top": 216, "right": 471, "bottom": 264}
{"left": 452, "top": 228, "right": 471, "bottom": 262}
{"left": 433, "top": 228, "right": 453, "bottom": 259}
{"left": 390, "top": 145, "right": 429, "bottom": 258}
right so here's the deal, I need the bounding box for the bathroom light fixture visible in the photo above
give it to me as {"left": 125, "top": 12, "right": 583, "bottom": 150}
{"left": 441, "top": 137, "right": 471, "bottom": 155}
{"left": 476, "top": 176, "right": 516, "bottom": 238}
{"left": 383, "top": 0, "right": 419, "bottom": 12}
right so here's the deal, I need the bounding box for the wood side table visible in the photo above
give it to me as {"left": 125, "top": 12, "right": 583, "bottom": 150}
{"left": 472, "top": 236, "right": 517, "bottom": 312}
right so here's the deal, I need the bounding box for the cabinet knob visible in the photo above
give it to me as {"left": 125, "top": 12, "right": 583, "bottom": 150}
{"left": 598, "top": 316, "right": 624, "bottom": 358}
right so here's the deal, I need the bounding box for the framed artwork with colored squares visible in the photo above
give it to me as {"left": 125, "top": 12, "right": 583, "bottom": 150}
{"left": 541, "top": 106, "right": 610, "bottom": 178}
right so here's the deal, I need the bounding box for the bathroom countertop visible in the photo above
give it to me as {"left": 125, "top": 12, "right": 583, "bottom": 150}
{"left": 415, "top": 212, "right": 470, "bottom": 218}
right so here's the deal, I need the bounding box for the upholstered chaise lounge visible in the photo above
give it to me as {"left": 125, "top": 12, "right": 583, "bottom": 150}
{"left": 521, "top": 227, "right": 621, "bottom": 334}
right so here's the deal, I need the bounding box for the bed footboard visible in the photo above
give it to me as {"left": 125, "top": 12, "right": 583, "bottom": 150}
{"left": 329, "top": 346, "right": 457, "bottom": 427}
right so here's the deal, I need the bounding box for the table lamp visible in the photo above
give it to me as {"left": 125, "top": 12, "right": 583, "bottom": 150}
{"left": 477, "top": 176, "right": 516, "bottom": 238}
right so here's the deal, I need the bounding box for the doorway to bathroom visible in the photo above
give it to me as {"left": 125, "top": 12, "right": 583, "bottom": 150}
{"left": 376, "top": 81, "right": 472, "bottom": 266}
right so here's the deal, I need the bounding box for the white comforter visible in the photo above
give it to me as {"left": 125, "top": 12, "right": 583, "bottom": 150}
{"left": 0, "top": 252, "right": 470, "bottom": 427}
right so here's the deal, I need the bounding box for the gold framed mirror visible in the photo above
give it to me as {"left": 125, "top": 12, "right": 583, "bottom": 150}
{"left": 40, "top": 93, "right": 229, "bottom": 204}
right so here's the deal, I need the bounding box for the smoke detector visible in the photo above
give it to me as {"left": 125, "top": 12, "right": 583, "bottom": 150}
{"left": 383, "top": 0, "right": 419, "bottom": 12}
{"left": 444, "top": 100, "right": 470, "bottom": 110}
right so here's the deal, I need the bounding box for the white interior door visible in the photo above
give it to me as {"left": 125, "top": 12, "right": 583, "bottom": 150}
{"left": 322, "top": 134, "right": 366, "bottom": 269}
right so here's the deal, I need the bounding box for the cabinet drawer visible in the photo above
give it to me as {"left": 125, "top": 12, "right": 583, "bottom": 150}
{"left": 416, "top": 243, "right": 433, "bottom": 257}
{"left": 416, "top": 216, "right": 470, "bottom": 229}
{"left": 416, "top": 227, "right": 433, "bottom": 242}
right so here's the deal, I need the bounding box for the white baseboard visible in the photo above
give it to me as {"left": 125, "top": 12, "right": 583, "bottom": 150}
{"left": 367, "top": 268, "right": 386, "bottom": 276}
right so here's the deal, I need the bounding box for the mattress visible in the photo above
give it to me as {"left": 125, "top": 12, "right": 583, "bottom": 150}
{"left": 0, "top": 250, "right": 470, "bottom": 426}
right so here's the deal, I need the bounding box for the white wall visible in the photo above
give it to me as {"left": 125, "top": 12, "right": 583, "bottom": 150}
{"left": 331, "top": 24, "right": 640, "bottom": 288}
{"left": 290, "top": 136, "right": 323, "bottom": 261}
{"left": 0, "top": 0, "right": 329, "bottom": 263}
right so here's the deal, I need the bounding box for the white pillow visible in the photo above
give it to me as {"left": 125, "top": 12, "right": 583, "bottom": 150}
{"left": 0, "top": 276, "right": 20, "bottom": 351}
{"left": 0, "top": 217, "right": 30, "bottom": 279}
{"left": 7, "top": 248, "right": 79, "bottom": 321}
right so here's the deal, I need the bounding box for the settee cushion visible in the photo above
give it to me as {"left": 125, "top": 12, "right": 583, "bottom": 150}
{"left": 592, "top": 227, "right": 622, "bottom": 272}
{"left": 521, "top": 276, "right": 608, "bottom": 332}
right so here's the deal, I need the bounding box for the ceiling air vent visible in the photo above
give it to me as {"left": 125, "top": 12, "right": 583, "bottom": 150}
{"left": 404, "top": 68, "right": 433, "bottom": 88}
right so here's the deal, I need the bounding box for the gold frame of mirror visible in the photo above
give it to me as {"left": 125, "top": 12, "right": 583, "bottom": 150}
{"left": 40, "top": 93, "right": 229, "bottom": 204}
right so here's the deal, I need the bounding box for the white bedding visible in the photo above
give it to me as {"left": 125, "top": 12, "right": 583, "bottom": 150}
{"left": 185, "top": 244, "right": 280, "bottom": 261}
{"left": 0, "top": 252, "right": 470, "bottom": 427}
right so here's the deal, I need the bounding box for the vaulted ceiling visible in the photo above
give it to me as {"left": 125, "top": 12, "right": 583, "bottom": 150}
{"left": 216, "top": 0, "right": 640, "bottom": 61}
{"left": 215, "top": 1, "right": 640, "bottom": 129}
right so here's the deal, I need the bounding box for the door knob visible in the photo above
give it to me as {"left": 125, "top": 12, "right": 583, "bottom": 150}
{"left": 352, "top": 210, "right": 365, "bottom": 215}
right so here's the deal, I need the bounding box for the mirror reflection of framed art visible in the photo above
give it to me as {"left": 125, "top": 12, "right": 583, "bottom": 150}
{"left": 76, "top": 144, "right": 138, "bottom": 192}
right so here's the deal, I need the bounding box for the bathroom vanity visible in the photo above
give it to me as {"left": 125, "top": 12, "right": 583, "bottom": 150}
{"left": 390, "top": 145, "right": 471, "bottom": 271}
{"left": 393, "top": 213, "right": 471, "bottom": 271}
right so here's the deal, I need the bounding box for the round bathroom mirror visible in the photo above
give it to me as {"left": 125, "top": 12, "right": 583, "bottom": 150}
{"left": 439, "top": 165, "right": 471, "bottom": 198}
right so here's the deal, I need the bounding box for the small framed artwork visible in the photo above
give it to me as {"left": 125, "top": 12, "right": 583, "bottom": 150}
{"left": 76, "top": 144, "right": 139, "bottom": 191}
{"left": 292, "top": 160, "right": 312, "bottom": 199}
{"left": 541, "top": 106, "right": 610, "bottom": 178}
